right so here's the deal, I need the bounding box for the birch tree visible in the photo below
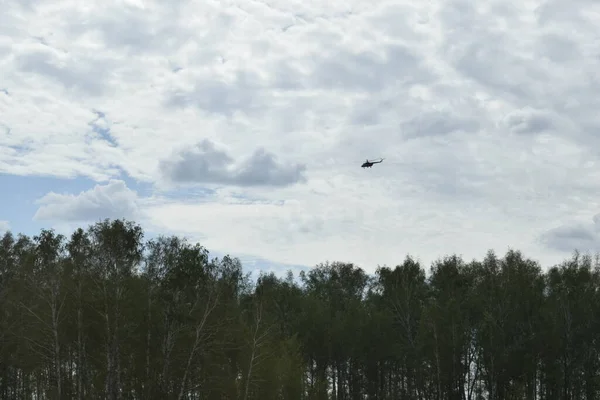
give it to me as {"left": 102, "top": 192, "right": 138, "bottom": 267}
{"left": 88, "top": 219, "right": 144, "bottom": 400}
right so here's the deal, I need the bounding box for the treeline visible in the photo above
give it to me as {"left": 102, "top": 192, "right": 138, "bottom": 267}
{"left": 0, "top": 219, "right": 599, "bottom": 399}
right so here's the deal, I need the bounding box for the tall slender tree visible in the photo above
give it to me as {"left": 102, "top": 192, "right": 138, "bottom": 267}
{"left": 2, "top": 220, "right": 600, "bottom": 400}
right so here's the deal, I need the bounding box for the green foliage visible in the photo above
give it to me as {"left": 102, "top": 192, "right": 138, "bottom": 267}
{"left": 1, "top": 219, "right": 600, "bottom": 399}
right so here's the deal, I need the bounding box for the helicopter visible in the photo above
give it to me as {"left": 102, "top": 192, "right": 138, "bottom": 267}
{"left": 361, "top": 158, "right": 384, "bottom": 168}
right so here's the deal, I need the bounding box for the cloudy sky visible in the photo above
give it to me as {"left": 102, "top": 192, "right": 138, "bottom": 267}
{"left": 1, "top": 0, "right": 600, "bottom": 275}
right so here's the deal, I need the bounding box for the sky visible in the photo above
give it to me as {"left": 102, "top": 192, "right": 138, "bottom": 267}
{"left": 1, "top": 0, "right": 600, "bottom": 276}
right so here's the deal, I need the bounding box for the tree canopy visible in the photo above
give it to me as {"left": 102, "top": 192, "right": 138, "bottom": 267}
{"left": 0, "top": 218, "right": 598, "bottom": 399}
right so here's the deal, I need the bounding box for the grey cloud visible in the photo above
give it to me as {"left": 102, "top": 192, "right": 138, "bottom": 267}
{"left": 165, "top": 71, "right": 263, "bottom": 116}
{"left": 165, "top": 42, "right": 433, "bottom": 118}
{"left": 64, "top": 2, "right": 194, "bottom": 56}
{"left": 540, "top": 214, "right": 600, "bottom": 253}
{"left": 347, "top": 95, "right": 397, "bottom": 127}
{"left": 15, "top": 47, "right": 110, "bottom": 96}
{"left": 34, "top": 180, "right": 139, "bottom": 222}
{"left": 160, "top": 139, "right": 307, "bottom": 187}
{"left": 438, "top": 1, "right": 550, "bottom": 104}
{"left": 452, "top": 41, "right": 547, "bottom": 103}
{"left": 260, "top": 41, "right": 435, "bottom": 96}
{"left": 308, "top": 44, "right": 433, "bottom": 92}
{"left": 536, "top": 34, "right": 581, "bottom": 63}
{"left": 0, "top": 2, "right": 32, "bottom": 37}
{"left": 235, "top": 149, "right": 307, "bottom": 186}
{"left": 400, "top": 159, "right": 489, "bottom": 202}
{"left": 401, "top": 111, "right": 480, "bottom": 139}
{"left": 503, "top": 108, "right": 556, "bottom": 135}
{"left": 535, "top": 0, "right": 597, "bottom": 30}
{"left": 365, "top": 3, "right": 428, "bottom": 42}
{"left": 438, "top": 0, "right": 478, "bottom": 27}
{"left": 350, "top": 106, "right": 381, "bottom": 127}
{"left": 270, "top": 62, "right": 306, "bottom": 91}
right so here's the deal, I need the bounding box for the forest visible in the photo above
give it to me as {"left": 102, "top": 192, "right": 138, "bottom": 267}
{"left": 0, "top": 218, "right": 598, "bottom": 400}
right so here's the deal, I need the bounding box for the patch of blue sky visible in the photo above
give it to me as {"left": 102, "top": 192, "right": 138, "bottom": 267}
{"left": 227, "top": 252, "right": 312, "bottom": 283}
{"left": 88, "top": 109, "right": 116, "bottom": 146}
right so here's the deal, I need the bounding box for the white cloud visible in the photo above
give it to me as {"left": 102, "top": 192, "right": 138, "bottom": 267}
{"left": 0, "top": 220, "right": 9, "bottom": 232}
{"left": 34, "top": 180, "right": 140, "bottom": 222}
{"left": 2, "top": 0, "right": 600, "bottom": 271}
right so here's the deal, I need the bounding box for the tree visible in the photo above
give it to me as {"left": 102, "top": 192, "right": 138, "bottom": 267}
{"left": 88, "top": 219, "right": 144, "bottom": 400}
{"left": 2, "top": 219, "right": 600, "bottom": 400}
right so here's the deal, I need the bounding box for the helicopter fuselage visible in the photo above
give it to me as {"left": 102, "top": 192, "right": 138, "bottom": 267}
{"left": 361, "top": 158, "right": 383, "bottom": 168}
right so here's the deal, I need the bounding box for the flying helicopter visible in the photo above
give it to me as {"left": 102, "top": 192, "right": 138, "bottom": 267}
{"left": 361, "top": 158, "right": 384, "bottom": 168}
